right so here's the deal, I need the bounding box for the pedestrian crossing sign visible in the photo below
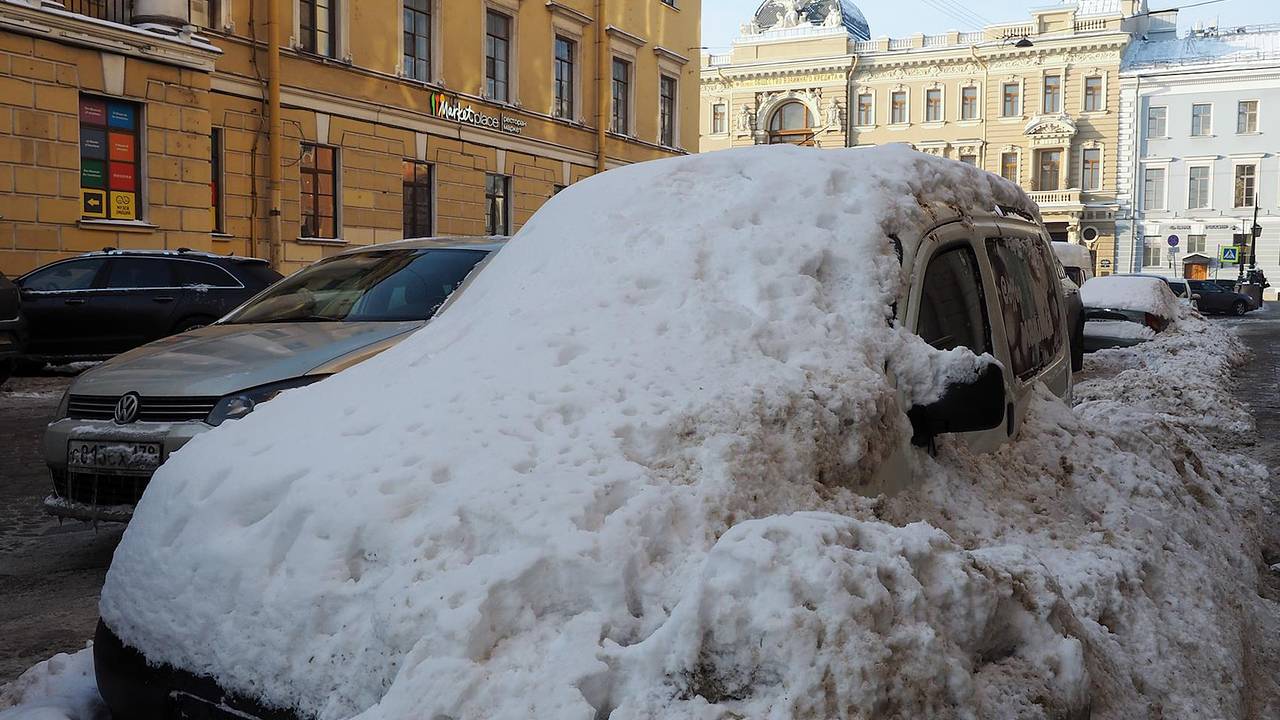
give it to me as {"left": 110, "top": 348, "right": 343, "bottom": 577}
{"left": 1220, "top": 246, "right": 1240, "bottom": 264}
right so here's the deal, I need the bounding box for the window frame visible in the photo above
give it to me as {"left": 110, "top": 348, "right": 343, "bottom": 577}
{"left": 767, "top": 101, "right": 814, "bottom": 145}
{"left": 484, "top": 8, "right": 513, "bottom": 103}
{"left": 855, "top": 91, "right": 874, "bottom": 127}
{"left": 1236, "top": 99, "right": 1259, "bottom": 134}
{"left": 402, "top": 0, "right": 434, "bottom": 83}
{"left": 658, "top": 73, "right": 677, "bottom": 147}
{"left": 485, "top": 172, "right": 512, "bottom": 236}
{"left": 553, "top": 34, "right": 577, "bottom": 121}
{"left": 912, "top": 242, "right": 993, "bottom": 356}
{"left": 1191, "top": 103, "right": 1213, "bottom": 137}
{"left": 1187, "top": 234, "right": 1206, "bottom": 254}
{"left": 211, "top": 127, "right": 224, "bottom": 234}
{"left": 890, "top": 90, "right": 908, "bottom": 125}
{"left": 924, "top": 87, "right": 943, "bottom": 123}
{"left": 298, "top": 0, "right": 339, "bottom": 58}
{"left": 1233, "top": 162, "right": 1257, "bottom": 208}
{"left": 1187, "top": 164, "right": 1212, "bottom": 210}
{"left": 1142, "top": 165, "right": 1167, "bottom": 211}
{"left": 1042, "top": 73, "right": 1062, "bottom": 114}
{"left": 78, "top": 94, "right": 144, "bottom": 224}
{"left": 1082, "top": 75, "right": 1104, "bottom": 113}
{"left": 1146, "top": 105, "right": 1167, "bottom": 138}
{"left": 1000, "top": 151, "right": 1019, "bottom": 182}
{"left": 1080, "top": 146, "right": 1101, "bottom": 192}
{"left": 960, "top": 84, "right": 979, "bottom": 121}
{"left": 1142, "top": 236, "right": 1163, "bottom": 268}
{"left": 610, "top": 56, "right": 632, "bottom": 135}
{"left": 402, "top": 160, "right": 434, "bottom": 239}
{"left": 1001, "top": 82, "right": 1021, "bottom": 118}
{"left": 300, "top": 143, "right": 340, "bottom": 240}
{"left": 1037, "top": 149, "right": 1062, "bottom": 192}
{"left": 710, "top": 101, "right": 727, "bottom": 134}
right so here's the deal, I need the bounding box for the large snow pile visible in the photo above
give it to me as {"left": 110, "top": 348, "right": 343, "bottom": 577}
{"left": 1079, "top": 275, "right": 1179, "bottom": 320}
{"left": 78, "top": 145, "right": 1279, "bottom": 720}
{"left": 0, "top": 648, "right": 104, "bottom": 720}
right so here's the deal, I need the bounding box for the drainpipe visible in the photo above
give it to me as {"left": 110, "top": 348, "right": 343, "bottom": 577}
{"left": 595, "top": 0, "right": 607, "bottom": 173}
{"left": 267, "top": 0, "right": 284, "bottom": 268}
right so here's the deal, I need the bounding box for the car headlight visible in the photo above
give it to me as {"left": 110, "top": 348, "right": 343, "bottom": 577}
{"left": 207, "top": 376, "right": 328, "bottom": 427}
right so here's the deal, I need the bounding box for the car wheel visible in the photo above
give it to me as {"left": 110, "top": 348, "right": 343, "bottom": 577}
{"left": 1232, "top": 300, "right": 1247, "bottom": 316}
{"left": 173, "top": 316, "right": 215, "bottom": 334}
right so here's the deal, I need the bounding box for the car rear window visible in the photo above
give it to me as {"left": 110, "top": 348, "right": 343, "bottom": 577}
{"left": 986, "top": 236, "right": 1064, "bottom": 380}
{"left": 177, "top": 261, "right": 241, "bottom": 288}
{"left": 234, "top": 262, "right": 285, "bottom": 288}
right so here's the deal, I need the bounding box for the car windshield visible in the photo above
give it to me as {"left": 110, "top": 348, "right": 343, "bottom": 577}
{"left": 1064, "top": 267, "right": 1086, "bottom": 287}
{"left": 224, "top": 248, "right": 489, "bottom": 324}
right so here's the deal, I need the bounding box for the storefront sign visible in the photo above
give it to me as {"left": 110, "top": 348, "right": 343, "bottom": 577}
{"left": 1206, "top": 223, "right": 1236, "bottom": 231}
{"left": 81, "top": 189, "right": 106, "bottom": 218}
{"left": 80, "top": 159, "right": 105, "bottom": 188}
{"left": 108, "top": 132, "right": 135, "bottom": 162}
{"left": 108, "top": 162, "right": 135, "bottom": 192}
{"left": 110, "top": 191, "right": 136, "bottom": 221}
{"left": 428, "top": 92, "right": 524, "bottom": 135}
{"left": 81, "top": 128, "right": 106, "bottom": 160}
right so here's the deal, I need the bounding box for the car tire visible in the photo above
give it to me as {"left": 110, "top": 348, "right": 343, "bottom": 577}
{"left": 1232, "top": 300, "right": 1247, "bottom": 316}
{"left": 172, "top": 316, "right": 215, "bottom": 334}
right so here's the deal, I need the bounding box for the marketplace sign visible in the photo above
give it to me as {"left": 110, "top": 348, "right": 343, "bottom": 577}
{"left": 428, "top": 93, "right": 526, "bottom": 135}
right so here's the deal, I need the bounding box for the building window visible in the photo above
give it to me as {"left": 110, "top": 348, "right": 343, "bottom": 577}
{"left": 402, "top": 160, "right": 432, "bottom": 238}
{"left": 768, "top": 102, "right": 813, "bottom": 145}
{"left": 79, "top": 96, "right": 141, "bottom": 222}
{"left": 485, "top": 173, "right": 510, "bottom": 235}
{"left": 925, "top": 88, "right": 942, "bottom": 122}
{"left": 1000, "top": 152, "right": 1018, "bottom": 181}
{"left": 1191, "top": 103, "right": 1212, "bottom": 136}
{"left": 1083, "top": 75, "right": 1103, "bottom": 112}
{"left": 1147, "top": 106, "right": 1167, "bottom": 137}
{"left": 1002, "top": 83, "right": 1020, "bottom": 117}
{"left": 300, "top": 143, "right": 337, "bottom": 238}
{"left": 1081, "top": 148, "right": 1100, "bottom": 191}
{"left": 959, "top": 154, "right": 978, "bottom": 166}
{"left": 299, "top": 0, "right": 337, "bottom": 57}
{"left": 1143, "top": 237, "right": 1162, "bottom": 267}
{"left": 659, "top": 74, "right": 677, "bottom": 147}
{"left": 1037, "top": 149, "right": 1061, "bottom": 192}
{"left": 1237, "top": 100, "right": 1258, "bottom": 134}
{"left": 190, "top": 0, "right": 220, "bottom": 29}
{"left": 1188, "top": 166, "right": 1210, "bottom": 209}
{"left": 552, "top": 184, "right": 566, "bottom": 195}
{"left": 960, "top": 86, "right": 978, "bottom": 120}
{"left": 856, "top": 93, "right": 873, "bottom": 126}
{"left": 553, "top": 35, "right": 575, "bottom": 119}
{"left": 1187, "top": 234, "right": 1206, "bottom": 254}
{"left": 711, "top": 102, "right": 726, "bottom": 133}
{"left": 403, "top": 0, "right": 431, "bottom": 81}
{"left": 890, "top": 91, "right": 907, "bottom": 124}
{"left": 1235, "top": 164, "right": 1257, "bottom": 208}
{"left": 485, "top": 10, "right": 511, "bottom": 102}
{"left": 210, "top": 128, "right": 223, "bottom": 233}
{"left": 611, "top": 57, "right": 630, "bottom": 134}
{"left": 1142, "top": 166, "right": 1166, "bottom": 211}
{"left": 1042, "top": 74, "right": 1061, "bottom": 114}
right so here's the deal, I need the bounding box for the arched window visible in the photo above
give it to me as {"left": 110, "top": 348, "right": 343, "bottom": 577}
{"left": 767, "top": 102, "right": 813, "bottom": 145}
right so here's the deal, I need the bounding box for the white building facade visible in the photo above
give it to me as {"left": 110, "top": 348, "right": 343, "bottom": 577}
{"left": 1117, "top": 14, "right": 1280, "bottom": 294}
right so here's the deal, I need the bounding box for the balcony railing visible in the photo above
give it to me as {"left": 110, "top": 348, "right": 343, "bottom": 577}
{"left": 63, "top": 0, "right": 133, "bottom": 25}
{"left": 1029, "top": 189, "right": 1083, "bottom": 206}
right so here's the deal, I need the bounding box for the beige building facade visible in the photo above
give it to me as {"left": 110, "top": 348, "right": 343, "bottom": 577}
{"left": 702, "top": 0, "right": 1148, "bottom": 275}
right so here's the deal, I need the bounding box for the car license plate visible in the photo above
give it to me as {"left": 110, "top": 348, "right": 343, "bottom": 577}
{"left": 67, "top": 440, "right": 162, "bottom": 473}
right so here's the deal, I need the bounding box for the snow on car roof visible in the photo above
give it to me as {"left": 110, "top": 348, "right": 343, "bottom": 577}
{"left": 1080, "top": 274, "right": 1180, "bottom": 320}
{"left": 100, "top": 145, "right": 1047, "bottom": 719}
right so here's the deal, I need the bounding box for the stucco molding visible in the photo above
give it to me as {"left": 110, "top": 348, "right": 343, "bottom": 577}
{"left": 544, "top": 0, "right": 591, "bottom": 27}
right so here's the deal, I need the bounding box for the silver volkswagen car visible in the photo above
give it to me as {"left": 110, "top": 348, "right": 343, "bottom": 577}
{"left": 43, "top": 237, "right": 504, "bottom": 521}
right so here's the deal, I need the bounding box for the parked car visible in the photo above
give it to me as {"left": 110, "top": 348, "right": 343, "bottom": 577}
{"left": 14, "top": 249, "right": 282, "bottom": 364}
{"left": 42, "top": 238, "right": 503, "bottom": 522}
{"left": 1188, "top": 279, "right": 1254, "bottom": 316}
{"left": 1052, "top": 241, "right": 1093, "bottom": 287}
{"left": 1080, "top": 275, "right": 1180, "bottom": 351}
{"left": 91, "top": 148, "right": 1078, "bottom": 720}
{"left": 1054, "top": 258, "right": 1085, "bottom": 372}
{"left": 0, "top": 271, "right": 26, "bottom": 387}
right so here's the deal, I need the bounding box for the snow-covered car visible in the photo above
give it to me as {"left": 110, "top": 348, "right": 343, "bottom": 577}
{"left": 1054, "top": 257, "right": 1086, "bottom": 372}
{"left": 41, "top": 237, "right": 503, "bottom": 522}
{"left": 93, "top": 146, "right": 1075, "bottom": 720}
{"left": 1080, "top": 275, "right": 1180, "bottom": 351}
{"left": 1051, "top": 240, "right": 1093, "bottom": 287}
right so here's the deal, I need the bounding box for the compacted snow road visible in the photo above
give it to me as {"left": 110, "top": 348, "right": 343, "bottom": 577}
{"left": 1224, "top": 303, "right": 1280, "bottom": 483}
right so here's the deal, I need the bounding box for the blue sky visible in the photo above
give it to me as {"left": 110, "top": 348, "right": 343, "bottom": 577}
{"left": 700, "top": 0, "right": 1279, "bottom": 51}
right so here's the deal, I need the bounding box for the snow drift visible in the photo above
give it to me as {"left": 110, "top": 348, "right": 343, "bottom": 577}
{"left": 88, "top": 145, "right": 1280, "bottom": 720}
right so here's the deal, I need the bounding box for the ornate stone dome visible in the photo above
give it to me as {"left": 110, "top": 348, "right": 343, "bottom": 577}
{"left": 752, "top": 0, "right": 871, "bottom": 41}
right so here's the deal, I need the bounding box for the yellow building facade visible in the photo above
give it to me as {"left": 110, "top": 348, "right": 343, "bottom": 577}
{"left": 702, "top": 1, "right": 1145, "bottom": 275}
{"left": 0, "top": 0, "right": 700, "bottom": 275}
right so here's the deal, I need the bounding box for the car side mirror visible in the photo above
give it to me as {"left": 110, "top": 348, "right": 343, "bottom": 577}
{"left": 908, "top": 362, "right": 1006, "bottom": 447}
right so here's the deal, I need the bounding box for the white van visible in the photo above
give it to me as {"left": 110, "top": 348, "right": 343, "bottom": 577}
{"left": 94, "top": 145, "right": 1075, "bottom": 720}
{"left": 1052, "top": 241, "right": 1095, "bottom": 286}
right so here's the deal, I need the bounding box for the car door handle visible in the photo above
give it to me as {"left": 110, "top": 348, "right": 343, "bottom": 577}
{"left": 152, "top": 296, "right": 175, "bottom": 303}
{"left": 63, "top": 298, "right": 86, "bottom": 305}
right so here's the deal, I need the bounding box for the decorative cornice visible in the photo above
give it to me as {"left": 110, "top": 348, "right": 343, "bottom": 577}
{"left": 544, "top": 1, "right": 592, "bottom": 26}
{"left": 606, "top": 25, "right": 647, "bottom": 50}
{"left": 0, "top": 0, "right": 221, "bottom": 71}
{"left": 653, "top": 46, "right": 690, "bottom": 67}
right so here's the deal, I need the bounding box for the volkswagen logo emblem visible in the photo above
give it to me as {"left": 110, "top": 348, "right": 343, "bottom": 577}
{"left": 114, "top": 392, "right": 141, "bottom": 424}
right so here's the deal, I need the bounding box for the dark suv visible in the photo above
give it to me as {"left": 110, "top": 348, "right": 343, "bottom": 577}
{"left": 0, "top": 271, "right": 26, "bottom": 386}
{"left": 15, "top": 250, "right": 281, "bottom": 362}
